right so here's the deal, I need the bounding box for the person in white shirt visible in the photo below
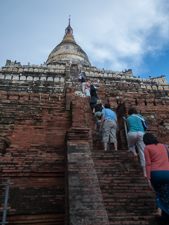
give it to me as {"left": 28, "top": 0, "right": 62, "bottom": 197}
{"left": 69, "top": 59, "right": 72, "bottom": 69}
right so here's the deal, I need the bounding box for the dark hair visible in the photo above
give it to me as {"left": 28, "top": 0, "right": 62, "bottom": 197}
{"left": 128, "top": 107, "right": 137, "bottom": 115}
{"left": 98, "top": 115, "right": 102, "bottom": 120}
{"left": 143, "top": 133, "right": 159, "bottom": 146}
{"left": 105, "top": 103, "right": 110, "bottom": 108}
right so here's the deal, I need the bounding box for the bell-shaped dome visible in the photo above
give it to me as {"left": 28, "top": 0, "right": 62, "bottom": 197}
{"left": 46, "top": 18, "right": 91, "bottom": 66}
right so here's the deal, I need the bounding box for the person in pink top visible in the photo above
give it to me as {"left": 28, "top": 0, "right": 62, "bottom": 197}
{"left": 84, "top": 80, "right": 91, "bottom": 97}
{"left": 143, "top": 133, "right": 169, "bottom": 222}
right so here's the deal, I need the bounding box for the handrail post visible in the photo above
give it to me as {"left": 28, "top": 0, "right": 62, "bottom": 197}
{"left": 0, "top": 180, "right": 10, "bottom": 225}
{"left": 123, "top": 117, "right": 128, "bottom": 146}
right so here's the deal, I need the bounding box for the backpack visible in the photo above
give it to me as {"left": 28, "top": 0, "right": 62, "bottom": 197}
{"left": 81, "top": 77, "right": 85, "bottom": 82}
{"left": 90, "top": 84, "right": 96, "bottom": 92}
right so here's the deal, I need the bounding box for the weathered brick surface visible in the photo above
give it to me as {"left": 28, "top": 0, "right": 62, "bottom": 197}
{"left": 66, "top": 90, "right": 169, "bottom": 224}
{"left": 91, "top": 150, "right": 159, "bottom": 224}
{"left": 1, "top": 72, "right": 169, "bottom": 225}
{"left": 0, "top": 94, "right": 71, "bottom": 224}
{"left": 66, "top": 97, "right": 109, "bottom": 224}
{"left": 67, "top": 141, "right": 109, "bottom": 225}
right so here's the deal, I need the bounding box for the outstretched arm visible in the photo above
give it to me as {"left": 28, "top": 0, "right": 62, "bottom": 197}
{"left": 100, "top": 114, "right": 105, "bottom": 129}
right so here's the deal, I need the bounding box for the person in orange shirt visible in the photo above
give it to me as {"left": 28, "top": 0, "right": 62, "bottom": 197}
{"left": 143, "top": 133, "right": 169, "bottom": 221}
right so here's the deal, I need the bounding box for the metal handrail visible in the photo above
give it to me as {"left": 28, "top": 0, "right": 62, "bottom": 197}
{"left": 123, "top": 117, "right": 128, "bottom": 146}
{"left": 0, "top": 180, "right": 13, "bottom": 225}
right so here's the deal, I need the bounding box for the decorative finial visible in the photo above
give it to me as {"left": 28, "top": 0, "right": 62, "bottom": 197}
{"left": 69, "top": 15, "right": 71, "bottom": 26}
{"left": 65, "top": 15, "right": 73, "bottom": 34}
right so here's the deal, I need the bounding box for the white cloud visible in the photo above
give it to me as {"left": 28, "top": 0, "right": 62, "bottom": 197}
{"left": 0, "top": 0, "right": 169, "bottom": 80}
{"left": 75, "top": 0, "right": 169, "bottom": 75}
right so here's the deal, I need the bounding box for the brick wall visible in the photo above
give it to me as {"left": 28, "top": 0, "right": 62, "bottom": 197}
{"left": 0, "top": 91, "right": 71, "bottom": 224}
{"left": 1, "top": 82, "right": 169, "bottom": 224}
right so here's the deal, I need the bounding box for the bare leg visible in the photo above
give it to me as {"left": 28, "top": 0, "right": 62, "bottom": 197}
{"left": 142, "top": 166, "right": 147, "bottom": 177}
{"left": 153, "top": 208, "right": 162, "bottom": 217}
{"left": 114, "top": 143, "right": 118, "bottom": 151}
{"left": 103, "top": 142, "right": 107, "bottom": 151}
{"left": 131, "top": 149, "right": 138, "bottom": 161}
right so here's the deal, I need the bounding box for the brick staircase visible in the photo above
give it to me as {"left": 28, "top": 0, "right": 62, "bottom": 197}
{"left": 91, "top": 138, "right": 165, "bottom": 224}
{"left": 66, "top": 74, "right": 168, "bottom": 224}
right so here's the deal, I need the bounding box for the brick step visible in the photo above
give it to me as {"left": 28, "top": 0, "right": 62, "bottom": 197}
{"left": 108, "top": 216, "right": 161, "bottom": 225}
{"left": 103, "top": 195, "right": 156, "bottom": 215}
{"left": 99, "top": 186, "right": 153, "bottom": 193}
{"left": 93, "top": 132, "right": 103, "bottom": 150}
{"left": 4, "top": 213, "right": 65, "bottom": 225}
{"left": 101, "top": 192, "right": 156, "bottom": 216}
{"left": 91, "top": 149, "right": 158, "bottom": 224}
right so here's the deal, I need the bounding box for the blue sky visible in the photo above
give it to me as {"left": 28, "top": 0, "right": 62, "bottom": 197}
{"left": 0, "top": 0, "right": 169, "bottom": 82}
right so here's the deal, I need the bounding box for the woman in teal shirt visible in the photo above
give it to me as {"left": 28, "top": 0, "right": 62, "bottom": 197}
{"left": 126, "top": 107, "right": 146, "bottom": 177}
